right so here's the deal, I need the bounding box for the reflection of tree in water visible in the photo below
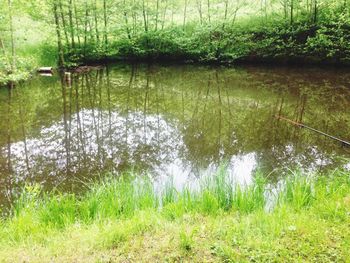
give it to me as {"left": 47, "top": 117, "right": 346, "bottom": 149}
{"left": 0, "top": 63, "right": 350, "bottom": 208}
{"left": 4, "top": 109, "right": 184, "bottom": 191}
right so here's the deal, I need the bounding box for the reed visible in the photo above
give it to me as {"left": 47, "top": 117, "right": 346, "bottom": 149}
{"left": 0, "top": 167, "right": 349, "bottom": 261}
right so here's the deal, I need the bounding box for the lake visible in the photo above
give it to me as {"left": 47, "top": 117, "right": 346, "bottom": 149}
{"left": 0, "top": 63, "right": 349, "bottom": 209}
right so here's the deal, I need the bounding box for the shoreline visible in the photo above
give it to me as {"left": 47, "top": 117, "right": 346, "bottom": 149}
{"left": 0, "top": 168, "right": 349, "bottom": 261}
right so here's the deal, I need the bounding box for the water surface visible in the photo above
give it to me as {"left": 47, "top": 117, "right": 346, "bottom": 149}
{"left": 0, "top": 63, "right": 349, "bottom": 208}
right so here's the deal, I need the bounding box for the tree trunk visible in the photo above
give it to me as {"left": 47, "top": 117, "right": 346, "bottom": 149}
{"left": 132, "top": 0, "right": 136, "bottom": 34}
{"left": 142, "top": 0, "right": 148, "bottom": 32}
{"left": 207, "top": 0, "right": 210, "bottom": 23}
{"left": 73, "top": 0, "right": 81, "bottom": 47}
{"left": 290, "top": 0, "right": 294, "bottom": 24}
{"left": 84, "top": 0, "right": 89, "bottom": 57}
{"left": 53, "top": 1, "right": 65, "bottom": 68}
{"left": 68, "top": 0, "right": 76, "bottom": 49}
{"left": 223, "top": 0, "right": 228, "bottom": 29}
{"left": 103, "top": 0, "right": 108, "bottom": 48}
{"left": 232, "top": 7, "right": 239, "bottom": 25}
{"left": 88, "top": 15, "right": 94, "bottom": 42}
{"left": 162, "top": 0, "right": 168, "bottom": 29}
{"left": 94, "top": 0, "right": 100, "bottom": 44}
{"left": 59, "top": 0, "right": 71, "bottom": 48}
{"left": 183, "top": 0, "right": 188, "bottom": 30}
{"left": 155, "top": 0, "right": 159, "bottom": 31}
{"left": 123, "top": 0, "right": 131, "bottom": 39}
{"left": 197, "top": 0, "right": 203, "bottom": 24}
{"left": 7, "top": 0, "right": 15, "bottom": 72}
{"left": 313, "top": 0, "right": 318, "bottom": 24}
{"left": 283, "top": 0, "right": 287, "bottom": 20}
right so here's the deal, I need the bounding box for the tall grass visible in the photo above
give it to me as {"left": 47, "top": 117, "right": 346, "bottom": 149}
{"left": 1, "top": 167, "right": 349, "bottom": 244}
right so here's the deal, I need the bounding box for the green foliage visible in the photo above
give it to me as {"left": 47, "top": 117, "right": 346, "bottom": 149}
{"left": 179, "top": 229, "right": 194, "bottom": 252}
{"left": 76, "top": 20, "right": 350, "bottom": 66}
{"left": 2, "top": 167, "right": 349, "bottom": 241}
{"left": 0, "top": 168, "right": 349, "bottom": 261}
{"left": 2, "top": 0, "right": 350, "bottom": 84}
{"left": 278, "top": 172, "right": 314, "bottom": 209}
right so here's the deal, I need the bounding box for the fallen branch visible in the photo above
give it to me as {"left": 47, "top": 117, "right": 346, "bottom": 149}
{"left": 275, "top": 115, "right": 350, "bottom": 147}
{"left": 37, "top": 67, "right": 53, "bottom": 73}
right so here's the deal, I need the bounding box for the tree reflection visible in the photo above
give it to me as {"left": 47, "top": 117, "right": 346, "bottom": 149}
{"left": 0, "top": 64, "right": 349, "bottom": 209}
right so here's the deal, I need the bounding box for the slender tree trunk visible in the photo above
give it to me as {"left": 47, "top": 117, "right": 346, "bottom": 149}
{"left": 283, "top": 0, "right": 287, "bottom": 21}
{"left": 146, "top": 2, "right": 149, "bottom": 32}
{"left": 142, "top": 0, "right": 148, "bottom": 32}
{"left": 73, "top": 0, "right": 81, "bottom": 47}
{"left": 94, "top": 0, "right": 100, "bottom": 44}
{"left": 54, "top": 1, "right": 65, "bottom": 68}
{"left": 132, "top": 12, "right": 136, "bottom": 35}
{"left": 123, "top": 0, "right": 131, "bottom": 39}
{"left": 207, "top": 0, "right": 210, "bottom": 23}
{"left": 7, "top": 0, "right": 15, "bottom": 72}
{"left": 103, "top": 0, "right": 108, "bottom": 48}
{"left": 183, "top": 0, "right": 188, "bottom": 30}
{"left": 88, "top": 16, "right": 94, "bottom": 43}
{"left": 224, "top": 0, "right": 228, "bottom": 21}
{"left": 155, "top": 0, "right": 159, "bottom": 31}
{"left": 197, "top": 0, "right": 203, "bottom": 24}
{"left": 313, "top": 0, "right": 318, "bottom": 24}
{"left": 162, "top": 0, "right": 168, "bottom": 29}
{"left": 232, "top": 7, "right": 239, "bottom": 25}
{"left": 59, "top": 0, "right": 71, "bottom": 48}
{"left": 223, "top": 0, "right": 228, "bottom": 29}
{"left": 68, "top": 0, "right": 76, "bottom": 49}
{"left": 132, "top": 0, "right": 136, "bottom": 34}
{"left": 84, "top": 0, "right": 89, "bottom": 57}
{"left": 290, "top": 0, "right": 294, "bottom": 24}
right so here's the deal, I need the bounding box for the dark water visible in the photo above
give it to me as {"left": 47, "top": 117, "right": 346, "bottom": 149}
{"left": 0, "top": 63, "right": 350, "bottom": 208}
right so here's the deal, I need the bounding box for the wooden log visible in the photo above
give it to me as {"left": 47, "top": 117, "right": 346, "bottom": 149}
{"left": 39, "top": 73, "right": 53, "bottom": 77}
{"left": 64, "top": 72, "right": 72, "bottom": 84}
{"left": 37, "top": 67, "right": 53, "bottom": 73}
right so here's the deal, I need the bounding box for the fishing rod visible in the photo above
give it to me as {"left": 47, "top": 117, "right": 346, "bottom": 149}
{"left": 275, "top": 115, "right": 350, "bottom": 147}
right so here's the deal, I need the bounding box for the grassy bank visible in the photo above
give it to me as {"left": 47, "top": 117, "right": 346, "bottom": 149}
{"left": 0, "top": 168, "right": 349, "bottom": 262}
{"left": 0, "top": 43, "right": 57, "bottom": 86}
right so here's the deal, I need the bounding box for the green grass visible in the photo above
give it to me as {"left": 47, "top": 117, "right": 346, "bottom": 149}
{"left": 0, "top": 167, "right": 349, "bottom": 262}
{"left": 0, "top": 43, "right": 57, "bottom": 86}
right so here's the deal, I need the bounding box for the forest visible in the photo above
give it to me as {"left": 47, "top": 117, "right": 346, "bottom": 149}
{"left": 0, "top": 0, "right": 350, "bottom": 84}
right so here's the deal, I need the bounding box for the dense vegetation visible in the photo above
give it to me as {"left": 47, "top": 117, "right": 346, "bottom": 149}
{"left": 0, "top": 168, "right": 349, "bottom": 261}
{"left": 1, "top": 0, "right": 350, "bottom": 85}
